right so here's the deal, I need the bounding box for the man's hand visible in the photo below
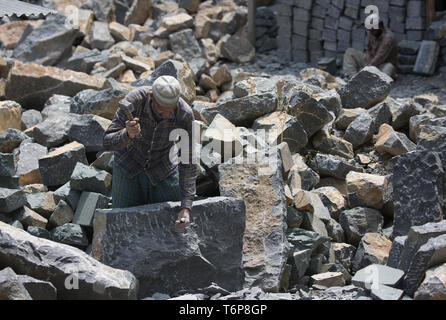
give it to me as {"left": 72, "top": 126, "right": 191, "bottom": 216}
{"left": 174, "top": 208, "right": 191, "bottom": 233}
{"left": 125, "top": 117, "right": 141, "bottom": 139}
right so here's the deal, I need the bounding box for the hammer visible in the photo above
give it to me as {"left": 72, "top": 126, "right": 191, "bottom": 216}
{"left": 118, "top": 99, "right": 142, "bottom": 140}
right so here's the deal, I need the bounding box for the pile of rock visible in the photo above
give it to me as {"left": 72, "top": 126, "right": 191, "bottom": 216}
{"left": 255, "top": 6, "right": 278, "bottom": 53}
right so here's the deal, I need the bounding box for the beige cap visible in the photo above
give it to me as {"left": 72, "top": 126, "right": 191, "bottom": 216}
{"left": 152, "top": 75, "right": 181, "bottom": 108}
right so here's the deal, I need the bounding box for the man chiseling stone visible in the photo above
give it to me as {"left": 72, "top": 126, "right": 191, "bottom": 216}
{"left": 343, "top": 14, "right": 398, "bottom": 79}
{"left": 103, "top": 75, "right": 197, "bottom": 233}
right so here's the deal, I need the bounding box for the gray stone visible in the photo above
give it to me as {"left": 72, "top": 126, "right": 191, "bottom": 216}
{"left": 417, "top": 125, "right": 446, "bottom": 169}
{"left": 352, "top": 233, "right": 392, "bottom": 273}
{"left": 313, "top": 186, "right": 346, "bottom": 221}
{"left": 220, "top": 34, "right": 255, "bottom": 64}
{"left": 337, "top": 66, "right": 394, "bottom": 109}
{"left": 288, "top": 155, "right": 320, "bottom": 192}
{"left": 325, "top": 218, "right": 345, "bottom": 243}
{"left": 414, "top": 262, "right": 446, "bottom": 300}
{"left": 21, "top": 109, "right": 42, "bottom": 130}
{"left": 368, "top": 100, "right": 393, "bottom": 133}
{"left": 315, "top": 89, "right": 342, "bottom": 117}
{"left": 42, "top": 94, "right": 71, "bottom": 118}
{"left": 287, "top": 206, "right": 303, "bottom": 228}
{"left": 73, "top": 191, "right": 109, "bottom": 228}
{"left": 219, "top": 158, "right": 289, "bottom": 293}
{"left": 12, "top": 14, "right": 79, "bottom": 66}
{"left": 409, "top": 114, "right": 436, "bottom": 142}
{"left": 339, "top": 207, "right": 384, "bottom": 246}
{"left": 0, "top": 129, "right": 29, "bottom": 153}
{"left": 200, "top": 93, "right": 277, "bottom": 127}
{"left": 311, "top": 130, "right": 354, "bottom": 159}
{"left": 333, "top": 243, "right": 356, "bottom": 271}
{"left": 169, "top": 28, "right": 203, "bottom": 62}
{"left": 0, "top": 267, "right": 32, "bottom": 300}
{"left": 0, "top": 221, "right": 138, "bottom": 299}
{"left": 61, "top": 49, "right": 105, "bottom": 74}
{"left": 234, "top": 77, "right": 276, "bottom": 98}
{"left": 68, "top": 114, "right": 112, "bottom": 153}
{"left": 70, "top": 88, "right": 127, "bottom": 121}
{"left": 301, "top": 211, "right": 328, "bottom": 237}
{"left": 17, "top": 274, "right": 57, "bottom": 300}
{"left": 343, "top": 112, "right": 375, "bottom": 148}
{"left": 49, "top": 200, "right": 74, "bottom": 228}
{"left": 93, "top": 197, "right": 245, "bottom": 298}
{"left": 293, "top": 249, "right": 312, "bottom": 279}
{"left": 387, "top": 236, "right": 407, "bottom": 268}
{"left": 50, "top": 223, "right": 89, "bottom": 249}
{"left": 89, "top": 21, "right": 115, "bottom": 50}
{"left": 392, "top": 151, "right": 444, "bottom": 238}
{"left": 313, "top": 153, "right": 361, "bottom": 180}
{"left": 0, "top": 188, "right": 26, "bottom": 214}
{"left": 403, "top": 234, "right": 446, "bottom": 296}
{"left": 26, "top": 226, "right": 51, "bottom": 240}
{"left": 0, "top": 176, "right": 19, "bottom": 189}
{"left": 352, "top": 264, "right": 405, "bottom": 290}
{"left": 10, "top": 220, "right": 23, "bottom": 229}
{"left": 397, "top": 221, "right": 446, "bottom": 273}
{"left": 413, "top": 41, "right": 439, "bottom": 76}
{"left": 375, "top": 124, "right": 417, "bottom": 156}
{"left": 392, "top": 101, "right": 423, "bottom": 130}
{"left": 370, "top": 283, "right": 404, "bottom": 300}
{"left": 91, "top": 152, "right": 114, "bottom": 173}
{"left": 286, "top": 228, "right": 331, "bottom": 254}
{"left": 38, "top": 141, "right": 88, "bottom": 187}
{"left": 15, "top": 141, "right": 47, "bottom": 186}
{"left": 53, "top": 182, "right": 81, "bottom": 211}
{"left": 398, "top": 40, "right": 421, "bottom": 55}
{"left": 70, "top": 162, "right": 112, "bottom": 196}
{"left": 0, "top": 152, "right": 14, "bottom": 177}
{"left": 33, "top": 112, "right": 78, "bottom": 148}
{"left": 24, "top": 192, "right": 56, "bottom": 219}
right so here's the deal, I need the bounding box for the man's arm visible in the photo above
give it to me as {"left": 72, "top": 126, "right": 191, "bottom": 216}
{"left": 103, "top": 87, "right": 146, "bottom": 151}
{"left": 178, "top": 112, "right": 197, "bottom": 211}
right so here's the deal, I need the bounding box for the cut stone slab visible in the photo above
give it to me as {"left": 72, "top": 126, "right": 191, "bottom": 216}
{"left": 200, "top": 93, "right": 277, "bottom": 127}
{"left": 413, "top": 40, "right": 439, "bottom": 76}
{"left": 392, "top": 151, "right": 444, "bottom": 238}
{"left": 69, "top": 88, "right": 127, "bottom": 121}
{"left": 73, "top": 191, "right": 109, "bottom": 228}
{"left": 38, "top": 141, "right": 88, "bottom": 187}
{"left": 403, "top": 234, "right": 446, "bottom": 296}
{"left": 70, "top": 162, "right": 112, "bottom": 196}
{"left": 332, "top": 243, "right": 356, "bottom": 271}
{"left": 313, "top": 153, "right": 362, "bottom": 180}
{"left": 252, "top": 111, "right": 308, "bottom": 153}
{"left": 352, "top": 264, "right": 405, "bottom": 290}
{"left": 50, "top": 223, "right": 89, "bottom": 249}
{"left": 311, "top": 130, "right": 354, "bottom": 159}
{"left": 0, "top": 267, "right": 32, "bottom": 300}
{"left": 339, "top": 207, "right": 384, "bottom": 246}
{"left": 12, "top": 14, "right": 79, "bottom": 66}
{"left": 68, "top": 114, "right": 112, "bottom": 152}
{"left": 352, "top": 233, "right": 392, "bottom": 273}
{"left": 0, "top": 152, "right": 15, "bottom": 177}
{"left": 93, "top": 197, "right": 245, "bottom": 298}
{"left": 17, "top": 274, "right": 57, "bottom": 300}
{"left": 371, "top": 283, "right": 404, "bottom": 300}
{"left": 53, "top": 182, "right": 81, "bottom": 211}
{"left": 0, "top": 221, "right": 138, "bottom": 299}
{"left": 337, "top": 66, "right": 394, "bottom": 109}
{"left": 311, "top": 272, "right": 345, "bottom": 288}
{"left": 375, "top": 124, "right": 417, "bottom": 156}
{"left": 219, "top": 159, "right": 289, "bottom": 293}
{"left": 49, "top": 200, "right": 74, "bottom": 228}
{"left": 16, "top": 141, "right": 47, "bottom": 186}
{"left": 346, "top": 172, "right": 388, "bottom": 210}
{"left": 0, "top": 188, "right": 26, "bottom": 214}
{"left": 24, "top": 192, "right": 57, "bottom": 219}
{"left": 0, "top": 100, "right": 21, "bottom": 132}
{"left": 4, "top": 60, "right": 107, "bottom": 110}
{"left": 414, "top": 262, "right": 446, "bottom": 300}
{"left": 0, "top": 129, "right": 29, "bottom": 153}
{"left": 343, "top": 112, "right": 375, "bottom": 149}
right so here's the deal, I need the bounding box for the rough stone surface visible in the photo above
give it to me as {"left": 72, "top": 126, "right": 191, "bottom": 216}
{"left": 0, "top": 129, "right": 29, "bottom": 153}
{"left": 313, "top": 153, "right": 361, "bottom": 180}
{"left": 392, "top": 101, "right": 423, "bottom": 131}
{"left": 346, "top": 172, "right": 388, "bottom": 210}
{"left": 375, "top": 124, "right": 417, "bottom": 156}
{"left": 343, "top": 112, "right": 375, "bottom": 148}
{"left": 0, "top": 222, "right": 138, "bottom": 299}
{"left": 93, "top": 197, "right": 245, "bottom": 298}
{"left": 339, "top": 207, "right": 384, "bottom": 246}
{"left": 17, "top": 274, "right": 57, "bottom": 300}
{"left": 332, "top": 243, "right": 356, "bottom": 271}
{"left": 0, "top": 267, "right": 32, "bottom": 300}
{"left": 414, "top": 262, "right": 446, "bottom": 300}
{"left": 337, "top": 66, "right": 394, "bottom": 109}
{"left": 392, "top": 151, "right": 444, "bottom": 238}
{"left": 38, "top": 141, "right": 88, "bottom": 187}
{"left": 70, "top": 162, "right": 112, "bottom": 196}
{"left": 73, "top": 191, "right": 110, "bottom": 228}
{"left": 219, "top": 159, "right": 289, "bottom": 293}
{"left": 50, "top": 223, "right": 89, "bottom": 249}
{"left": 68, "top": 114, "right": 112, "bottom": 152}
{"left": 352, "top": 233, "right": 392, "bottom": 273}
{"left": 16, "top": 141, "right": 47, "bottom": 186}
{"left": 0, "top": 188, "right": 26, "bottom": 214}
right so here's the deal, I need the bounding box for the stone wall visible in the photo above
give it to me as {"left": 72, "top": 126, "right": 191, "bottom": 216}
{"left": 275, "top": 0, "right": 445, "bottom": 70}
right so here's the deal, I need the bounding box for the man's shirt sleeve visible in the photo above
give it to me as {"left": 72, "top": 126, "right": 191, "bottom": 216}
{"left": 370, "top": 32, "right": 395, "bottom": 67}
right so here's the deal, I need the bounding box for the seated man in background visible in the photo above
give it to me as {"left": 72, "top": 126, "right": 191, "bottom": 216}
{"left": 343, "top": 15, "right": 398, "bottom": 79}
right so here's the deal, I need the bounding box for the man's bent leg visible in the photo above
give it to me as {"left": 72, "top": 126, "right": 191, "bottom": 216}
{"left": 380, "top": 62, "right": 397, "bottom": 79}
{"left": 343, "top": 48, "right": 367, "bottom": 77}
{"left": 111, "top": 162, "right": 145, "bottom": 208}
{"left": 149, "top": 168, "right": 181, "bottom": 204}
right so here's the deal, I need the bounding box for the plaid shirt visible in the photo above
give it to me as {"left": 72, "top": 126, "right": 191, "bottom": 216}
{"left": 103, "top": 86, "right": 197, "bottom": 210}
{"left": 366, "top": 26, "right": 398, "bottom": 68}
